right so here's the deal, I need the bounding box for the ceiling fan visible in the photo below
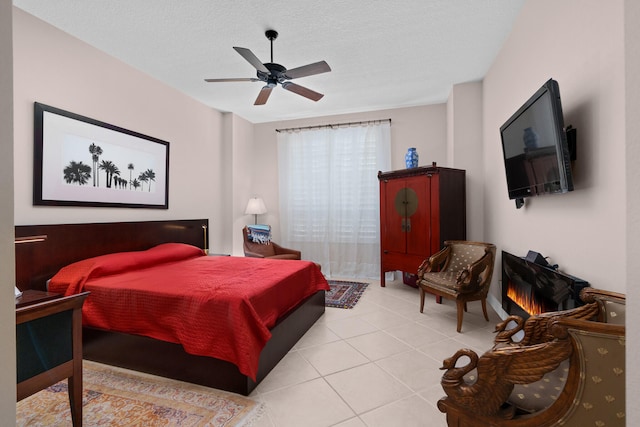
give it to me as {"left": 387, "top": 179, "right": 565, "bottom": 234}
{"left": 204, "top": 30, "right": 331, "bottom": 105}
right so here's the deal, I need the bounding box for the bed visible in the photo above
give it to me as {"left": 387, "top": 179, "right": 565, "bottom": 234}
{"left": 15, "top": 219, "right": 328, "bottom": 395}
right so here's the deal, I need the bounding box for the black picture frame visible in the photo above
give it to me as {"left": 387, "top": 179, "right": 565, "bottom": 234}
{"left": 33, "top": 102, "right": 169, "bottom": 209}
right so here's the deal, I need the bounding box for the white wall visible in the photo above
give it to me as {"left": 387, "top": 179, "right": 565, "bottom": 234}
{"left": 483, "top": 0, "right": 625, "bottom": 299}
{"left": 625, "top": 0, "right": 639, "bottom": 420}
{"left": 12, "top": 8, "right": 228, "bottom": 252}
{"left": 227, "top": 113, "right": 256, "bottom": 255}
{"left": 0, "top": 0, "right": 15, "bottom": 421}
{"left": 252, "top": 105, "right": 447, "bottom": 243}
{"left": 447, "top": 82, "right": 484, "bottom": 241}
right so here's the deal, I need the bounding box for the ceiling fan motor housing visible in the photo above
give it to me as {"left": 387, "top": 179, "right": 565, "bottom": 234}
{"left": 258, "top": 63, "right": 287, "bottom": 85}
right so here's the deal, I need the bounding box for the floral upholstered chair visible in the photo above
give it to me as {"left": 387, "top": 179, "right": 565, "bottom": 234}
{"left": 437, "top": 288, "right": 626, "bottom": 427}
{"left": 417, "top": 240, "right": 496, "bottom": 332}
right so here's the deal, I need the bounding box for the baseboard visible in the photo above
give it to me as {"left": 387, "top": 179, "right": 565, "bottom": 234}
{"left": 487, "top": 293, "right": 508, "bottom": 320}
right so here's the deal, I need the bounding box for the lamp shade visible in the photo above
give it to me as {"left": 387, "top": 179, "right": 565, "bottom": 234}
{"left": 245, "top": 197, "right": 267, "bottom": 215}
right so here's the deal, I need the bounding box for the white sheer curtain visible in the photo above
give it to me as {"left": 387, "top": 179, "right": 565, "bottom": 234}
{"left": 277, "top": 121, "right": 391, "bottom": 279}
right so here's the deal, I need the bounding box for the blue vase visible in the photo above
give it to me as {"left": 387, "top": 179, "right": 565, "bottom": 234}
{"left": 405, "top": 147, "right": 418, "bottom": 168}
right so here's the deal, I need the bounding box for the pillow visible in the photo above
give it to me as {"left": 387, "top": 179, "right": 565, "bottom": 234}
{"left": 145, "top": 242, "right": 205, "bottom": 262}
{"left": 48, "top": 243, "right": 205, "bottom": 295}
{"left": 247, "top": 224, "right": 271, "bottom": 244}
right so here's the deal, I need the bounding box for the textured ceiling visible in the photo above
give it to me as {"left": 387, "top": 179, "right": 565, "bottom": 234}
{"left": 13, "top": 0, "right": 525, "bottom": 124}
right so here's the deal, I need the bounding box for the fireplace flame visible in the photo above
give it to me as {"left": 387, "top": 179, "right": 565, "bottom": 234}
{"left": 507, "top": 283, "right": 545, "bottom": 316}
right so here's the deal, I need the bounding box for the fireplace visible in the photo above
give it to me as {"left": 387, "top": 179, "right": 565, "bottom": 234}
{"left": 501, "top": 250, "right": 589, "bottom": 318}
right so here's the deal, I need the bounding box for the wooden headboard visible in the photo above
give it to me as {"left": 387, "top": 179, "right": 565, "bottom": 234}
{"left": 15, "top": 219, "right": 209, "bottom": 291}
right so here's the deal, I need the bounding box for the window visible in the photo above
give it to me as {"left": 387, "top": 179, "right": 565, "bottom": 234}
{"left": 277, "top": 121, "right": 391, "bottom": 278}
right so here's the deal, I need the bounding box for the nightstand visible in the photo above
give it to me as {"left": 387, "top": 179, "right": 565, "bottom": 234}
{"left": 15, "top": 289, "right": 60, "bottom": 308}
{"left": 16, "top": 291, "right": 89, "bottom": 426}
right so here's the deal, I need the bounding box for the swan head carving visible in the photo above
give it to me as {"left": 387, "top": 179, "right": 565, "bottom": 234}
{"left": 441, "top": 349, "right": 478, "bottom": 372}
{"left": 441, "top": 348, "right": 479, "bottom": 390}
{"left": 494, "top": 315, "right": 525, "bottom": 344}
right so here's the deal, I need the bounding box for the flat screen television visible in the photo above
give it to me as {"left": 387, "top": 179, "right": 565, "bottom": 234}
{"left": 500, "top": 78, "right": 574, "bottom": 208}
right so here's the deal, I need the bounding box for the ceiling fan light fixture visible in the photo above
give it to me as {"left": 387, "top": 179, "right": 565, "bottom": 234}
{"left": 204, "top": 29, "right": 331, "bottom": 105}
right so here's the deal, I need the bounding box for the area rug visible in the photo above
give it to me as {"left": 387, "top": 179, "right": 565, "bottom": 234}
{"left": 16, "top": 360, "right": 263, "bottom": 426}
{"left": 326, "top": 280, "right": 369, "bottom": 309}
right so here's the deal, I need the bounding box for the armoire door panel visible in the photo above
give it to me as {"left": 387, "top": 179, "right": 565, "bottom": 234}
{"left": 378, "top": 166, "right": 466, "bottom": 287}
{"left": 404, "top": 175, "right": 430, "bottom": 256}
{"left": 381, "top": 179, "right": 408, "bottom": 254}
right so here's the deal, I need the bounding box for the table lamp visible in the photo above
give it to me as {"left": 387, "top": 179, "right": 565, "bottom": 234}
{"left": 245, "top": 197, "right": 267, "bottom": 224}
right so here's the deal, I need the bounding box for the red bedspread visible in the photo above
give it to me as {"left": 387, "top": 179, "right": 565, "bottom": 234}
{"left": 48, "top": 243, "right": 329, "bottom": 380}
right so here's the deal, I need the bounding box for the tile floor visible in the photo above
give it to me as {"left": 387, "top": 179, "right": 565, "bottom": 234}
{"left": 249, "top": 277, "right": 502, "bottom": 427}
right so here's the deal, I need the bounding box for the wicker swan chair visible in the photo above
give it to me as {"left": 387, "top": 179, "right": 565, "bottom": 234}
{"left": 417, "top": 241, "right": 496, "bottom": 332}
{"left": 438, "top": 288, "right": 626, "bottom": 427}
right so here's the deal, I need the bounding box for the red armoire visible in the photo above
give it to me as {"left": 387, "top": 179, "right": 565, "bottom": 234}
{"left": 378, "top": 165, "right": 466, "bottom": 287}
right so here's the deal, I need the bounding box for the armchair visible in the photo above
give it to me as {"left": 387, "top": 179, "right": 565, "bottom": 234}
{"left": 417, "top": 240, "right": 496, "bottom": 332}
{"left": 438, "top": 288, "right": 626, "bottom": 427}
{"left": 242, "top": 226, "right": 301, "bottom": 260}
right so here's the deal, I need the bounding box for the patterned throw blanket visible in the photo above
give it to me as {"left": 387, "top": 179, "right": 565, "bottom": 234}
{"left": 247, "top": 224, "right": 272, "bottom": 244}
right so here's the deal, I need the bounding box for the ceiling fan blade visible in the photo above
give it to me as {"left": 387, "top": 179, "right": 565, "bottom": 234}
{"left": 281, "top": 82, "right": 324, "bottom": 102}
{"left": 283, "top": 61, "right": 331, "bottom": 80}
{"left": 254, "top": 86, "right": 274, "bottom": 105}
{"left": 233, "top": 47, "right": 269, "bottom": 73}
{"left": 204, "top": 78, "right": 260, "bottom": 82}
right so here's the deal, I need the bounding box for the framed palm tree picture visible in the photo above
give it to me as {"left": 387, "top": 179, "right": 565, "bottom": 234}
{"left": 33, "top": 102, "right": 169, "bottom": 209}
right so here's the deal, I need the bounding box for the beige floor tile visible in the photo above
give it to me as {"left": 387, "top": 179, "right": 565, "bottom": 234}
{"left": 299, "top": 340, "right": 369, "bottom": 376}
{"left": 292, "top": 322, "right": 342, "bottom": 350}
{"left": 253, "top": 351, "right": 321, "bottom": 394}
{"left": 260, "top": 378, "right": 355, "bottom": 427}
{"left": 417, "top": 337, "right": 473, "bottom": 365}
{"left": 333, "top": 417, "right": 367, "bottom": 427}
{"left": 253, "top": 276, "right": 501, "bottom": 427}
{"left": 451, "top": 324, "right": 495, "bottom": 353}
{"left": 325, "top": 363, "right": 412, "bottom": 414}
{"left": 326, "top": 315, "right": 379, "bottom": 339}
{"left": 346, "top": 330, "right": 412, "bottom": 361}
{"left": 376, "top": 349, "right": 443, "bottom": 392}
{"left": 419, "top": 383, "right": 449, "bottom": 408}
{"left": 358, "top": 307, "right": 413, "bottom": 330}
{"left": 359, "top": 394, "right": 447, "bottom": 427}
{"left": 385, "top": 321, "right": 449, "bottom": 348}
{"left": 415, "top": 312, "right": 466, "bottom": 337}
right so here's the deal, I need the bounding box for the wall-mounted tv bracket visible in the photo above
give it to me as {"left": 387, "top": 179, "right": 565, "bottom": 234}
{"left": 566, "top": 125, "right": 577, "bottom": 161}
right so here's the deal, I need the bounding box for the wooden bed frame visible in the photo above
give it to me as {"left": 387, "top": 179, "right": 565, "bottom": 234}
{"left": 15, "top": 219, "right": 326, "bottom": 395}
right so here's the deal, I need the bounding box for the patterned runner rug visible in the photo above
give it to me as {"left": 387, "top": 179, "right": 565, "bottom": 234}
{"left": 17, "top": 360, "right": 263, "bottom": 426}
{"left": 326, "top": 280, "right": 369, "bottom": 309}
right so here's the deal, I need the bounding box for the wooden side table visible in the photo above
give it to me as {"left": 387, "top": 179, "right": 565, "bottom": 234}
{"left": 16, "top": 291, "right": 89, "bottom": 427}
{"left": 15, "top": 289, "right": 60, "bottom": 308}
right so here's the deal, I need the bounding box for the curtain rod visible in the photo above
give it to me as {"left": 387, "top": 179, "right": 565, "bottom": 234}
{"left": 275, "top": 118, "right": 391, "bottom": 133}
